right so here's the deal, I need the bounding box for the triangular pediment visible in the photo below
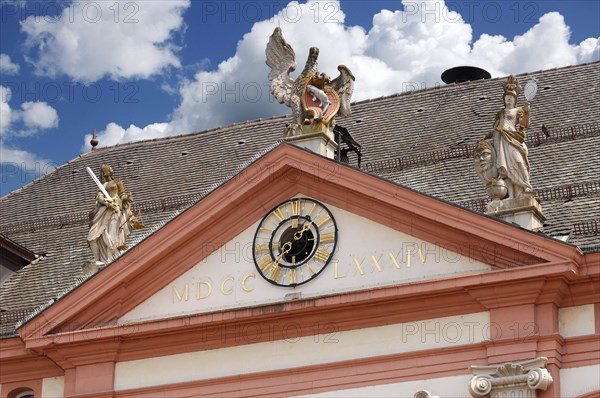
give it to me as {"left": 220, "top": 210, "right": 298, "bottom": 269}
{"left": 18, "top": 144, "right": 578, "bottom": 341}
{"left": 120, "top": 196, "right": 493, "bottom": 324}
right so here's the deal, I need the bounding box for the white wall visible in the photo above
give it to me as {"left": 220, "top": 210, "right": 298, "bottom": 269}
{"left": 42, "top": 376, "right": 64, "bottom": 398}
{"left": 114, "top": 311, "right": 490, "bottom": 390}
{"left": 291, "top": 375, "right": 471, "bottom": 397}
{"left": 559, "top": 304, "right": 595, "bottom": 338}
{"left": 560, "top": 364, "right": 600, "bottom": 397}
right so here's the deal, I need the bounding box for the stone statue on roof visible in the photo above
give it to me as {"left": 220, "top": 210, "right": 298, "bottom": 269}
{"left": 477, "top": 75, "right": 534, "bottom": 200}
{"left": 86, "top": 164, "right": 143, "bottom": 265}
{"left": 475, "top": 75, "right": 545, "bottom": 230}
{"left": 266, "top": 27, "right": 355, "bottom": 137}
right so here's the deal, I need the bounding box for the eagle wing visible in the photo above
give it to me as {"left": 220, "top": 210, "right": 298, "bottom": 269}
{"left": 330, "top": 65, "right": 355, "bottom": 117}
{"left": 265, "top": 27, "right": 296, "bottom": 106}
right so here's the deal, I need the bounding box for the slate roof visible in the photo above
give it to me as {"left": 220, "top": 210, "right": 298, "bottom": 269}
{"left": 1, "top": 61, "right": 599, "bottom": 337}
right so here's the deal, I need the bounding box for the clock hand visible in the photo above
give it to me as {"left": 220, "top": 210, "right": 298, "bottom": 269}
{"left": 275, "top": 241, "right": 292, "bottom": 264}
{"left": 294, "top": 220, "right": 313, "bottom": 241}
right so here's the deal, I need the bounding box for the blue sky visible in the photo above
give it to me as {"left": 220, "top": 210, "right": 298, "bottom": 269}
{"left": 1, "top": 0, "right": 599, "bottom": 196}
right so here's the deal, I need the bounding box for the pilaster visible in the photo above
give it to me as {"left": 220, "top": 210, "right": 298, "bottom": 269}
{"left": 64, "top": 362, "right": 115, "bottom": 398}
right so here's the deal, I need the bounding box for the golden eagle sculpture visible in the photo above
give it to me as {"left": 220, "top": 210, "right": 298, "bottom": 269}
{"left": 266, "top": 27, "right": 355, "bottom": 136}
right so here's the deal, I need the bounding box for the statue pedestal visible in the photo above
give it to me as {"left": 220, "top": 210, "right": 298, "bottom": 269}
{"left": 485, "top": 194, "right": 546, "bottom": 231}
{"left": 285, "top": 123, "right": 337, "bottom": 159}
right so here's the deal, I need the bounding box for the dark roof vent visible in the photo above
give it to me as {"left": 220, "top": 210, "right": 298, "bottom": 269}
{"left": 441, "top": 66, "right": 491, "bottom": 84}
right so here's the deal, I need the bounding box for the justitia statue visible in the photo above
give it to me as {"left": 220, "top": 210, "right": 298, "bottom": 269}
{"left": 86, "top": 164, "right": 143, "bottom": 264}
{"left": 476, "top": 75, "right": 534, "bottom": 204}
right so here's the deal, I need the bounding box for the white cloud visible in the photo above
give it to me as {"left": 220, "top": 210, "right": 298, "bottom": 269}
{"left": 576, "top": 37, "right": 600, "bottom": 64}
{"left": 82, "top": 122, "right": 171, "bottom": 151}
{"left": 83, "top": 0, "right": 600, "bottom": 149}
{"left": 491, "top": 12, "right": 576, "bottom": 74}
{"left": 1, "top": 86, "right": 59, "bottom": 138}
{"left": 0, "top": 89, "right": 48, "bottom": 175}
{"left": 19, "top": 101, "right": 59, "bottom": 135}
{"left": 0, "top": 87, "right": 56, "bottom": 188}
{"left": 0, "top": 86, "right": 14, "bottom": 137}
{"left": 21, "top": 0, "right": 191, "bottom": 82}
{"left": 0, "top": 54, "right": 20, "bottom": 75}
{"left": 364, "top": 2, "right": 472, "bottom": 84}
{"left": 0, "top": 144, "right": 48, "bottom": 168}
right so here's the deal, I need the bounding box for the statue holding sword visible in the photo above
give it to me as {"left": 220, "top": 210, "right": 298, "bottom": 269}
{"left": 86, "top": 164, "right": 143, "bottom": 264}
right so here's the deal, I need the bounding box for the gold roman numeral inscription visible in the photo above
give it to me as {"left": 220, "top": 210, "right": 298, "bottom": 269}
{"left": 291, "top": 200, "right": 301, "bottom": 216}
{"left": 257, "top": 255, "right": 273, "bottom": 272}
{"left": 389, "top": 251, "right": 401, "bottom": 269}
{"left": 320, "top": 232, "right": 335, "bottom": 244}
{"left": 288, "top": 268, "right": 297, "bottom": 285}
{"left": 314, "top": 247, "right": 330, "bottom": 262}
{"left": 272, "top": 207, "right": 285, "bottom": 222}
{"left": 371, "top": 255, "right": 383, "bottom": 272}
{"left": 268, "top": 263, "right": 283, "bottom": 282}
{"left": 353, "top": 257, "right": 365, "bottom": 275}
{"left": 316, "top": 215, "right": 331, "bottom": 227}
{"left": 255, "top": 242, "right": 270, "bottom": 253}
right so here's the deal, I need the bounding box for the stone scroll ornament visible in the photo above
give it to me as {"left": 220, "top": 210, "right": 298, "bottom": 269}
{"left": 476, "top": 75, "right": 537, "bottom": 208}
{"left": 469, "top": 357, "right": 553, "bottom": 398}
{"left": 265, "top": 27, "right": 355, "bottom": 136}
{"left": 86, "top": 164, "right": 144, "bottom": 264}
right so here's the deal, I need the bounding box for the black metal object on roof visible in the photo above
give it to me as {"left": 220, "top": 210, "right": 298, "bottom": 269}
{"left": 441, "top": 66, "right": 491, "bottom": 84}
{"left": 334, "top": 125, "right": 362, "bottom": 168}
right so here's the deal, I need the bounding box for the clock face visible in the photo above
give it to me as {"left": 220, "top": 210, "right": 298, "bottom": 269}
{"left": 253, "top": 198, "right": 338, "bottom": 287}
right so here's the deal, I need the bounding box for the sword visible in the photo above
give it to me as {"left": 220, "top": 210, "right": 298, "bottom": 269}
{"left": 86, "top": 167, "right": 112, "bottom": 201}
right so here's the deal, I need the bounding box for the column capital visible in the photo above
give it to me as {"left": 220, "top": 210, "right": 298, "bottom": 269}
{"left": 469, "top": 357, "right": 553, "bottom": 397}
